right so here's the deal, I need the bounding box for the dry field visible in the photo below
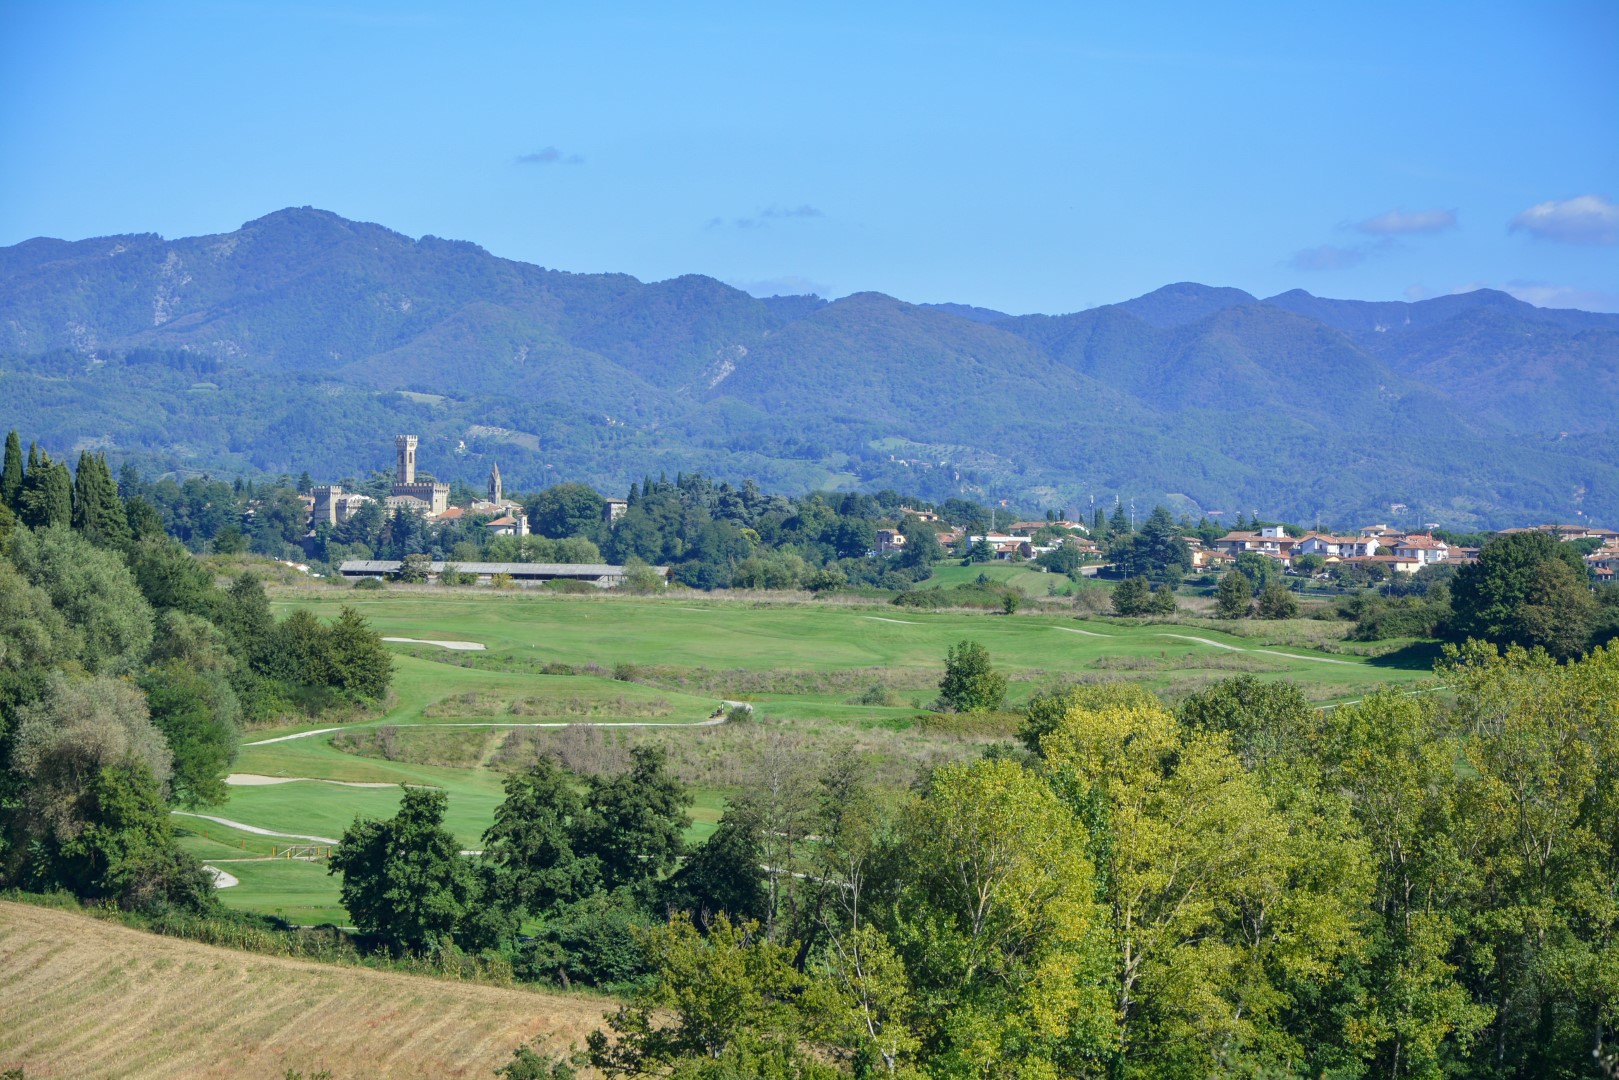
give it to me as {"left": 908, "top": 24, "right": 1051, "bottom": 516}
{"left": 0, "top": 901, "right": 606, "bottom": 1079}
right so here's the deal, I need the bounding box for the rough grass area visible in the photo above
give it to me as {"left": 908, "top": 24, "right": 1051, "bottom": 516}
{"left": 0, "top": 900, "right": 604, "bottom": 1080}
{"left": 424, "top": 690, "right": 677, "bottom": 719}
{"left": 332, "top": 725, "right": 501, "bottom": 768}
{"left": 491, "top": 717, "right": 1000, "bottom": 792}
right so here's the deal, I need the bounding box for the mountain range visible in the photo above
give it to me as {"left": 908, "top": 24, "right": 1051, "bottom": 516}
{"left": 2, "top": 207, "right": 1616, "bottom": 529}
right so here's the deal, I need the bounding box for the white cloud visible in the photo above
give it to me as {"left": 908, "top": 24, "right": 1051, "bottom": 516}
{"left": 516, "top": 147, "right": 583, "bottom": 166}
{"left": 1356, "top": 208, "right": 1457, "bottom": 235}
{"left": 760, "top": 205, "right": 823, "bottom": 220}
{"left": 712, "top": 205, "right": 826, "bottom": 230}
{"left": 1502, "top": 281, "right": 1619, "bottom": 313}
{"left": 1509, "top": 194, "right": 1618, "bottom": 245}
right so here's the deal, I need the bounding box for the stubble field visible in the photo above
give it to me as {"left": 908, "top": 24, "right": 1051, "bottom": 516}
{"left": 0, "top": 899, "right": 603, "bottom": 1080}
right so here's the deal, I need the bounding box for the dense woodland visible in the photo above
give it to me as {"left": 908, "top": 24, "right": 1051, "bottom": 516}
{"left": 2, "top": 435, "right": 1618, "bottom": 1077}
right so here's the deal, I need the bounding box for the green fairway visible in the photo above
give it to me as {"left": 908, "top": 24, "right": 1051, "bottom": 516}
{"left": 918, "top": 562, "right": 1077, "bottom": 597}
{"left": 214, "top": 857, "right": 348, "bottom": 926}
{"left": 192, "top": 587, "right": 1438, "bottom": 925}
{"left": 268, "top": 589, "right": 1426, "bottom": 700}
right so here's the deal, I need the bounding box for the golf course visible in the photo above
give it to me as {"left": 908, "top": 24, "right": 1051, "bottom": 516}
{"left": 179, "top": 586, "right": 1439, "bottom": 926}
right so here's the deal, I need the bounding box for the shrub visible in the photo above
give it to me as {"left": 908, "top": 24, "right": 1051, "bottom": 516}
{"left": 1256, "top": 581, "right": 1300, "bottom": 620}
{"left": 352, "top": 576, "right": 385, "bottom": 591}
{"left": 847, "top": 683, "right": 899, "bottom": 706}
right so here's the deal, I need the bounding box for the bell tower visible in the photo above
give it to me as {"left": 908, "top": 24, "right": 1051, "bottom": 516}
{"left": 488, "top": 461, "right": 502, "bottom": 504}
{"left": 395, "top": 435, "right": 417, "bottom": 485}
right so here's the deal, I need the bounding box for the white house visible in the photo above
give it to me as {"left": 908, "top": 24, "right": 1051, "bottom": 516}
{"left": 1389, "top": 534, "right": 1449, "bottom": 567}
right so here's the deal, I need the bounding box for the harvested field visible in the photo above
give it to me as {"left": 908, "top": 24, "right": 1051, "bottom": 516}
{"left": 0, "top": 900, "right": 605, "bottom": 1080}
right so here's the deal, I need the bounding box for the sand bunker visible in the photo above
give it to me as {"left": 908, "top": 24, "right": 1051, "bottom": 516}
{"left": 382, "top": 637, "right": 487, "bottom": 650}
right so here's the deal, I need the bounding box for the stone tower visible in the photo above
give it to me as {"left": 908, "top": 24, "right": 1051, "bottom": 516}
{"left": 395, "top": 435, "right": 417, "bottom": 485}
{"left": 488, "top": 461, "right": 502, "bottom": 504}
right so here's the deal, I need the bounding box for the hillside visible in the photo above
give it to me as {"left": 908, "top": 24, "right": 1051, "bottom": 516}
{"left": 0, "top": 900, "right": 600, "bottom": 1079}
{"left": 2, "top": 208, "right": 1618, "bottom": 528}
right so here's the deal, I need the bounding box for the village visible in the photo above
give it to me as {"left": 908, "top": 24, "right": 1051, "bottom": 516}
{"left": 283, "top": 434, "right": 1619, "bottom": 589}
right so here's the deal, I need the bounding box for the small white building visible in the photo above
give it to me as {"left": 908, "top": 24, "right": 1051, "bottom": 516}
{"left": 484, "top": 513, "right": 530, "bottom": 537}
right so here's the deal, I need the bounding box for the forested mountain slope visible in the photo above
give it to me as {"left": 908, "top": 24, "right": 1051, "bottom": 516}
{"left": 2, "top": 208, "right": 1616, "bottom": 528}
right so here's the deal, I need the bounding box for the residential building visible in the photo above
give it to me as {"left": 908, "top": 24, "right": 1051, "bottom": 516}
{"left": 1389, "top": 534, "right": 1450, "bottom": 567}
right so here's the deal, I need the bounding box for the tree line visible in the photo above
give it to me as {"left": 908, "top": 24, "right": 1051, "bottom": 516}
{"left": 323, "top": 640, "right": 1618, "bottom": 1080}
{"left": 0, "top": 429, "right": 393, "bottom": 911}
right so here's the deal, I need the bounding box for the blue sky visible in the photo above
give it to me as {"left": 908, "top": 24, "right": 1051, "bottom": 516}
{"left": 2, "top": 2, "right": 1615, "bottom": 312}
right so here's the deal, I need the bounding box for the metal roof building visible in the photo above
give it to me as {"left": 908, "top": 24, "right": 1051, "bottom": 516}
{"left": 337, "top": 560, "right": 666, "bottom": 586}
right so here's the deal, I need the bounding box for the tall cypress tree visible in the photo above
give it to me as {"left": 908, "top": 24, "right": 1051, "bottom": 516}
{"left": 21, "top": 450, "right": 72, "bottom": 529}
{"left": 72, "top": 450, "right": 97, "bottom": 531}
{"left": 74, "top": 452, "right": 131, "bottom": 548}
{"left": 1, "top": 430, "right": 22, "bottom": 511}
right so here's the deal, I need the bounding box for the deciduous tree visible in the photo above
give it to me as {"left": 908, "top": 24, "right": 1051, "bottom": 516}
{"left": 937, "top": 640, "right": 1006, "bottom": 712}
{"left": 329, "top": 786, "right": 474, "bottom": 952}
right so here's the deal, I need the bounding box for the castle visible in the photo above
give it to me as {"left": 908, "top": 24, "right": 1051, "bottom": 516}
{"left": 385, "top": 435, "right": 451, "bottom": 515}
{"left": 311, "top": 436, "right": 530, "bottom": 535}
{"left": 312, "top": 434, "right": 450, "bottom": 525}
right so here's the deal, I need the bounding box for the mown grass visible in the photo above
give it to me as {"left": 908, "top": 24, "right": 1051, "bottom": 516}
{"left": 183, "top": 587, "right": 1439, "bottom": 926}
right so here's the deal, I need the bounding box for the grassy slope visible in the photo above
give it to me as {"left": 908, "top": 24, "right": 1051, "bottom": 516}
{"left": 918, "top": 562, "right": 1072, "bottom": 597}
{"left": 269, "top": 590, "right": 1422, "bottom": 699}
{"left": 0, "top": 899, "right": 605, "bottom": 1080}
{"left": 198, "top": 588, "right": 1432, "bottom": 925}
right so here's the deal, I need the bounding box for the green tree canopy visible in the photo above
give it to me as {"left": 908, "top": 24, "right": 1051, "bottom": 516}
{"left": 482, "top": 757, "right": 597, "bottom": 916}
{"left": 528, "top": 483, "right": 606, "bottom": 540}
{"left": 937, "top": 639, "right": 1006, "bottom": 712}
{"left": 329, "top": 786, "right": 475, "bottom": 952}
{"left": 574, "top": 745, "right": 692, "bottom": 892}
{"left": 664, "top": 794, "right": 770, "bottom": 929}
{"left": 1256, "top": 579, "right": 1299, "bottom": 619}
{"left": 72, "top": 451, "right": 131, "bottom": 550}
{"left": 1111, "top": 575, "right": 1153, "bottom": 615}
{"left": 1215, "top": 568, "right": 1253, "bottom": 618}
{"left": 0, "top": 430, "right": 22, "bottom": 511}
{"left": 137, "top": 660, "right": 239, "bottom": 808}
{"left": 1450, "top": 531, "right": 1596, "bottom": 657}
{"left": 9, "top": 526, "right": 153, "bottom": 674}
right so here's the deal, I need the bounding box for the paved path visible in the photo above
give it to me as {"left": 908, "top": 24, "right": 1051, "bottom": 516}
{"left": 1053, "top": 625, "right": 1110, "bottom": 637}
{"left": 244, "top": 727, "right": 345, "bottom": 746}
{"left": 245, "top": 703, "right": 740, "bottom": 745}
{"left": 226, "top": 773, "right": 400, "bottom": 788}
{"left": 1155, "top": 632, "right": 1246, "bottom": 651}
{"left": 1156, "top": 632, "right": 1360, "bottom": 665}
{"left": 1263, "top": 650, "right": 1358, "bottom": 666}
{"left": 173, "top": 811, "right": 340, "bottom": 845}
{"left": 858, "top": 616, "right": 920, "bottom": 625}
{"left": 202, "top": 865, "right": 239, "bottom": 889}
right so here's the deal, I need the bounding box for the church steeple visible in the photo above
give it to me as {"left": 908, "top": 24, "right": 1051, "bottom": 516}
{"left": 488, "top": 461, "right": 502, "bottom": 504}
